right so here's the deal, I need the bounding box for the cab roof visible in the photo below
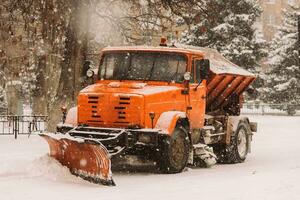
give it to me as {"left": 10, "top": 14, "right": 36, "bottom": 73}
{"left": 101, "top": 45, "right": 195, "bottom": 55}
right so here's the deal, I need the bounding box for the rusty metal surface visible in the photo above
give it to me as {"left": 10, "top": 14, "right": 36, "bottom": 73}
{"left": 207, "top": 74, "right": 255, "bottom": 112}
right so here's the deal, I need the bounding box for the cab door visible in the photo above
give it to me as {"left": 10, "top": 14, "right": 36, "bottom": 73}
{"left": 187, "top": 59, "right": 207, "bottom": 129}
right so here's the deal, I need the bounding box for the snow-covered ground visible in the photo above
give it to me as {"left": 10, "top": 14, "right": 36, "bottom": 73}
{"left": 0, "top": 115, "right": 299, "bottom": 200}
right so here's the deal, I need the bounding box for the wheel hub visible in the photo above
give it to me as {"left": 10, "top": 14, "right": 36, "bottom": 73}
{"left": 170, "top": 136, "right": 185, "bottom": 168}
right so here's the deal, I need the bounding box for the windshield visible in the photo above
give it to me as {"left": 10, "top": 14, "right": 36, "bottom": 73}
{"left": 98, "top": 51, "right": 187, "bottom": 82}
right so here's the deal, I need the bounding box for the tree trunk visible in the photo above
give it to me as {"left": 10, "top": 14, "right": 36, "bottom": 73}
{"left": 48, "top": 0, "right": 90, "bottom": 131}
{"left": 32, "top": 55, "right": 47, "bottom": 115}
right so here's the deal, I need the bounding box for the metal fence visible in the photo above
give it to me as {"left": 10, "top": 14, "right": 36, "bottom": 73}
{"left": 241, "top": 104, "right": 300, "bottom": 116}
{"left": 0, "top": 115, "right": 48, "bottom": 138}
{"left": 0, "top": 108, "right": 8, "bottom": 115}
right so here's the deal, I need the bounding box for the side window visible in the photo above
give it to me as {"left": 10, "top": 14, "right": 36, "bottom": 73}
{"left": 191, "top": 60, "right": 195, "bottom": 83}
{"left": 194, "top": 59, "right": 210, "bottom": 82}
{"left": 195, "top": 60, "right": 201, "bottom": 82}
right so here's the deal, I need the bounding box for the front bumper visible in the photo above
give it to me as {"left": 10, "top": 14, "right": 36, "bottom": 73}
{"left": 57, "top": 124, "right": 167, "bottom": 156}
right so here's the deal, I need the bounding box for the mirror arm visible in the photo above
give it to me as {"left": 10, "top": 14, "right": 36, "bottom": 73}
{"left": 194, "top": 80, "right": 202, "bottom": 91}
{"left": 181, "top": 80, "right": 190, "bottom": 95}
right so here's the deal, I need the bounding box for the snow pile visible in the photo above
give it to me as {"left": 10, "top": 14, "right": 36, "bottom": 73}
{"left": 25, "top": 155, "right": 75, "bottom": 182}
{"left": 0, "top": 136, "right": 83, "bottom": 185}
{"left": 3, "top": 156, "right": 73, "bottom": 182}
{"left": 0, "top": 152, "right": 77, "bottom": 183}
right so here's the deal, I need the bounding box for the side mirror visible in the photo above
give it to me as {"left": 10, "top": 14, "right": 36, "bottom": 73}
{"left": 196, "top": 59, "right": 210, "bottom": 82}
{"left": 83, "top": 60, "right": 96, "bottom": 79}
{"left": 194, "top": 59, "right": 210, "bottom": 91}
{"left": 86, "top": 69, "right": 94, "bottom": 78}
{"left": 82, "top": 60, "right": 91, "bottom": 77}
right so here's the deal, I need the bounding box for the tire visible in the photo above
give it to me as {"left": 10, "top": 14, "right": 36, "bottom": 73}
{"left": 159, "top": 125, "right": 190, "bottom": 173}
{"left": 220, "top": 121, "right": 250, "bottom": 164}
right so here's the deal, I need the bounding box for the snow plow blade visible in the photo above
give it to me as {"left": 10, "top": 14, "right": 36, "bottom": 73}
{"left": 39, "top": 133, "right": 115, "bottom": 186}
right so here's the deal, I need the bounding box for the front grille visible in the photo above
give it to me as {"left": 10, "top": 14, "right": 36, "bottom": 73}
{"left": 88, "top": 96, "right": 99, "bottom": 104}
{"left": 88, "top": 95, "right": 102, "bottom": 122}
{"left": 114, "top": 106, "right": 126, "bottom": 110}
{"left": 119, "top": 96, "right": 130, "bottom": 104}
{"left": 114, "top": 95, "right": 131, "bottom": 124}
{"left": 78, "top": 93, "right": 143, "bottom": 128}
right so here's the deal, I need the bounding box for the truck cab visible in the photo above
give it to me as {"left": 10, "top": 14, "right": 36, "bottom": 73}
{"left": 78, "top": 47, "right": 209, "bottom": 131}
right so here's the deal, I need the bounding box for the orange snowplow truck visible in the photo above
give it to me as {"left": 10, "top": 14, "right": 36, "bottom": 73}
{"left": 40, "top": 44, "right": 257, "bottom": 186}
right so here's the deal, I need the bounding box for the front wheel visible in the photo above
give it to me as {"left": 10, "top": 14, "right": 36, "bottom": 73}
{"left": 159, "top": 126, "right": 190, "bottom": 173}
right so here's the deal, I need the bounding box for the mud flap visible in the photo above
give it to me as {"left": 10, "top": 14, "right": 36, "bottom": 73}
{"left": 39, "top": 133, "right": 115, "bottom": 186}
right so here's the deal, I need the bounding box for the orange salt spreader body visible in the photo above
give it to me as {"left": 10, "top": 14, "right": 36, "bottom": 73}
{"left": 40, "top": 44, "right": 258, "bottom": 186}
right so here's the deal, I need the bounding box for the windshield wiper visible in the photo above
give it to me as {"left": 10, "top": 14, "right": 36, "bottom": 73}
{"left": 168, "top": 59, "right": 180, "bottom": 83}
{"left": 144, "top": 55, "right": 157, "bottom": 81}
{"left": 121, "top": 53, "right": 132, "bottom": 80}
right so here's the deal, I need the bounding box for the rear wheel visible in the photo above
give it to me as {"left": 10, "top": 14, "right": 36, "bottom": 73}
{"left": 218, "top": 121, "right": 250, "bottom": 163}
{"left": 159, "top": 126, "right": 190, "bottom": 173}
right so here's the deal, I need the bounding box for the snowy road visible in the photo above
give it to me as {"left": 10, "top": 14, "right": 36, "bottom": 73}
{"left": 0, "top": 115, "right": 299, "bottom": 200}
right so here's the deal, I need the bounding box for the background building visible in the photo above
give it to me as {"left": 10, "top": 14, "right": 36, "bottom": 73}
{"left": 258, "top": 0, "right": 300, "bottom": 41}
